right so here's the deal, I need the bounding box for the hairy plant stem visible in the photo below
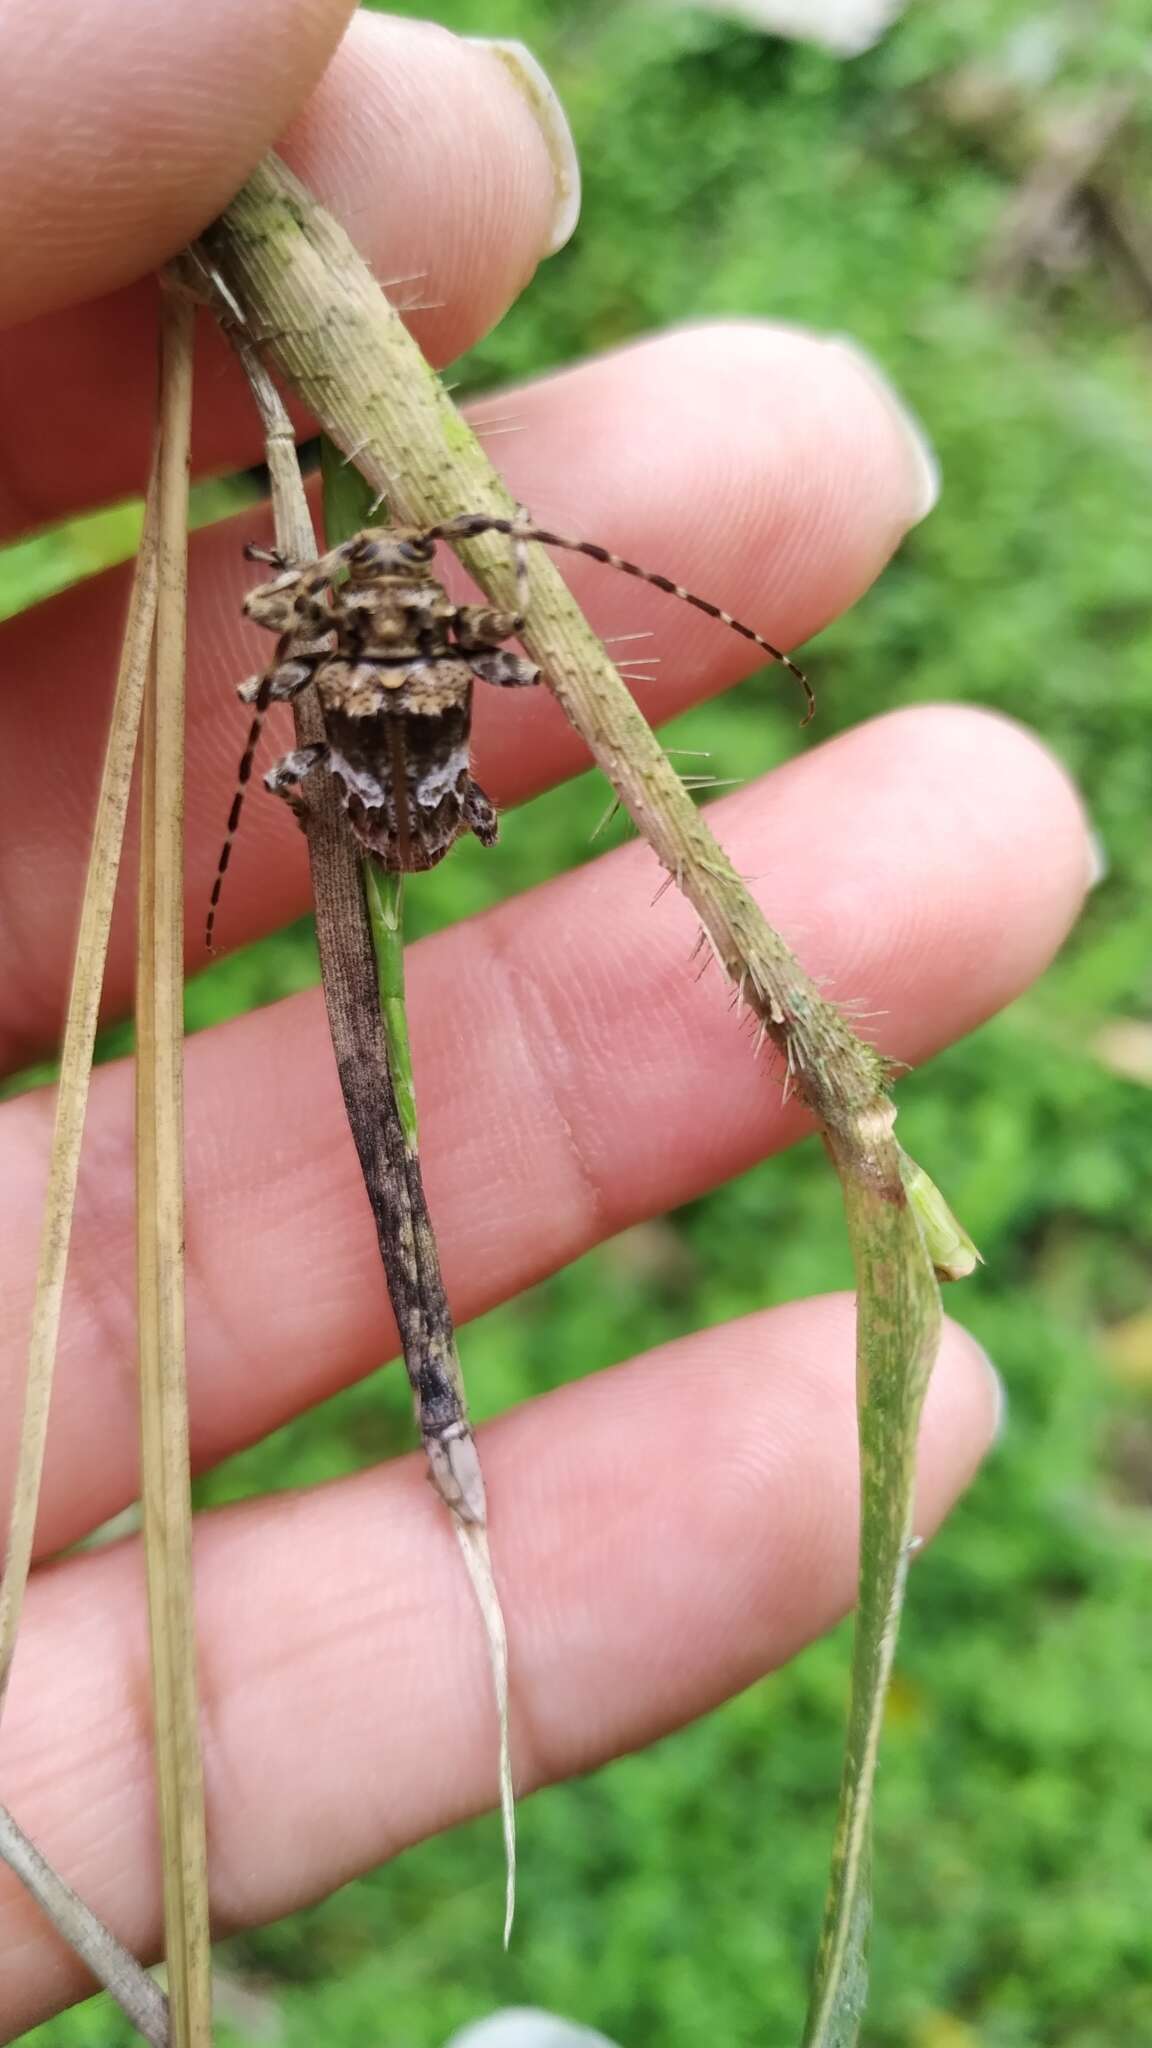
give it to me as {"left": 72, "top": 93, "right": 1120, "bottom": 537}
{"left": 802, "top": 1117, "right": 943, "bottom": 2045}
{"left": 200, "top": 153, "right": 973, "bottom": 2035}
{"left": 0, "top": 457, "right": 160, "bottom": 1716}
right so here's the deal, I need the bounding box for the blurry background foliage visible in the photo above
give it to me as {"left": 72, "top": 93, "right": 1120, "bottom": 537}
{"left": 7, "top": 3, "right": 1152, "bottom": 2044}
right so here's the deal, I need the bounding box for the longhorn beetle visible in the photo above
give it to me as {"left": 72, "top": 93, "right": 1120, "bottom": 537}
{"left": 206, "top": 511, "right": 812, "bottom": 950}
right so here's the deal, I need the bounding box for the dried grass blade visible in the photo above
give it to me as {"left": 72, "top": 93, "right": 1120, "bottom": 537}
{"left": 0, "top": 454, "right": 160, "bottom": 1711}
{"left": 324, "top": 435, "right": 517, "bottom": 1941}
{"left": 136, "top": 282, "right": 213, "bottom": 2048}
{"left": 362, "top": 855, "right": 517, "bottom": 1941}
{"left": 0, "top": 1801, "right": 170, "bottom": 2046}
{"left": 453, "top": 1518, "right": 516, "bottom": 1946}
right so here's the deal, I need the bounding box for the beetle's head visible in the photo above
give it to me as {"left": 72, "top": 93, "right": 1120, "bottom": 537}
{"left": 344, "top": 528, "right": 437, "bottom": 582}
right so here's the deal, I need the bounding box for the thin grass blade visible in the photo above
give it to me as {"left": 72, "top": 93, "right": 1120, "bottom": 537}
{"left": 802, "top": 1124, "right": 943, "bottom": 2047}
{"left": 136, "top": 281, "right": 213, "bottom": 2048}
{"left": 0, "top": 458, "right": 161, "bottom": 1711}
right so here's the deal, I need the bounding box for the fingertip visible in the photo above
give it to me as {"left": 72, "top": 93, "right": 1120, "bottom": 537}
{"left": 934, "top": 701, "right": 1096, "bottom": 904}
{"left": 446, "top": 2016, "right": 620, "bottom": 2048}
{"left": 789, "top": 702, "right": 1094, "bottom": 1043}
{"left": 463, "top": 39, "right": 582, "bottom": 255}
{"left": 819, "top": 335, "right": 941, "bottom": 530}
{"left": 464, "top": 320, "right": 951, "bottom": 682}
{"left": 279, "top": 14, "right": 576, "bottom": 359}
{"left": 921, "top": 1313, "right": 1006, "bottom": 1506}
{"left": 1, "top": 0, "right": 358, "bottom": 323}
{"left": 0, "top": 13, "right": 580, "bottom": 525}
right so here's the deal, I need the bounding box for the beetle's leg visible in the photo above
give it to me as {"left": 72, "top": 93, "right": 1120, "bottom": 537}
{"left": 264, "top": 742, "right": 331, "bottom": 827}
{"left": 462, "top": 777, "right": 499, "bottom": 847}
{"left": 466, "top": 649, "right": 540, "bottom": 689}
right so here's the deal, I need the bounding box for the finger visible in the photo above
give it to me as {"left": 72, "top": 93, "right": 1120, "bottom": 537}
{"left": 0, "top": 1299, "right": 1000, "bottom": 2034}
{"left": 0, "top": 10, "right": 574, "bottom": 531}
{"left": 0, "top": 321, "right": 937, "bottom": 1056}
{"left": 0, "top": 707, "right": 1090, "bottom": 1554}
{"left": 1, "top": 0, "right": 355, "bottom": 326}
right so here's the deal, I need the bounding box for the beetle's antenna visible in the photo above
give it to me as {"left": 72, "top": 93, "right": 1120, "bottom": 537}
{"left": 206, "top": 634, "right": 321, "bottom": 952}
{"left": 425, "top": 513, "right": 814, "bottom": 724}
{"left": 205, "top": 661, "right": 280, "bottom": 954}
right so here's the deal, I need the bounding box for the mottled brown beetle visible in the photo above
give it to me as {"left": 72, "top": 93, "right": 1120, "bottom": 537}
{"left": 206, "top": 512, "right": 811, "bottom": 950}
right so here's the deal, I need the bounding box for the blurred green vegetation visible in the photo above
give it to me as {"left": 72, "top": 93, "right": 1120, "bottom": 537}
{"left": 12, "top": 3, "right": 1152, "bottom": 2044}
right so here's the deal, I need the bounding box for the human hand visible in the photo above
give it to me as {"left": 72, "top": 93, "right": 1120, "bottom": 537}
{"left": 0, "top": 3, "right": 1095, "bottom": 2033}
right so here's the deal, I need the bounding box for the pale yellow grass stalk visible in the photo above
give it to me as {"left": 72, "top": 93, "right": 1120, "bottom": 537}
{"left": 0, "top": 460, "right": 159, "bottom": 1709}
{"left": 135, "top": 280, "right": 213, "bottom": 2048}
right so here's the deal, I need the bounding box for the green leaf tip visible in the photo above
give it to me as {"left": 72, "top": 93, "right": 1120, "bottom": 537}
{"left": 899, "top": 1150, "right": 982, "bottom": 1282}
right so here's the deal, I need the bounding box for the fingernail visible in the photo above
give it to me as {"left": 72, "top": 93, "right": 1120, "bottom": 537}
{"left": 1086, "top": 828, "right": 1109, "bottom": 890}
{"left": 466, "top": 40, "right": 582, "bottom": 255}
{"left": 444, "top": 2013, "right": 622, "bottom": 2048}
{"left": 825, "top": 337, "right": 941, "bottom": 525}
